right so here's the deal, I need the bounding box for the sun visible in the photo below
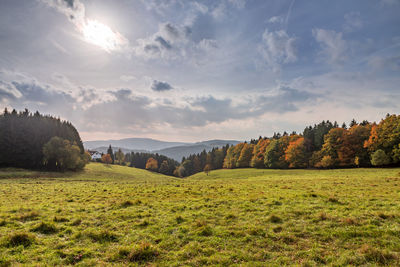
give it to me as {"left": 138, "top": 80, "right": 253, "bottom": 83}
{"left": 82, "top": 19, "right": 126, "bottom": 52}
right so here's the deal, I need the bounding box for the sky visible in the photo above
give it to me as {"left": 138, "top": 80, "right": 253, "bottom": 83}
{"left": 0, "top": 0, "right": 399, "bottom": 142}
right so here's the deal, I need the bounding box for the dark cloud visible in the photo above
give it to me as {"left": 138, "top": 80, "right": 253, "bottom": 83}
{"left": 151, "top": 80, "right": 173, "bottom": 91}
{"left": 155, "top": 36, "right": 172, "bottom": 50}
{"left": 63, "top": 0, "right": 74, "bottom": 8}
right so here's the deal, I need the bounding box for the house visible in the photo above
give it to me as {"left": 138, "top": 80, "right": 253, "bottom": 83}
{"left": 88, "top": 150, "right": 102, "bottom": 161}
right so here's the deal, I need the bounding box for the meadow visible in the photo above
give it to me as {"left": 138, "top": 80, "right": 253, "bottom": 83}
{"left": 0, "top": 163, "right": 399, "bottom": 266}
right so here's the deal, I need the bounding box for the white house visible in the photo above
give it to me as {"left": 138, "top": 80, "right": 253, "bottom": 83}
{"left": 88, "top": 150, "right": 102, "bottom": 161}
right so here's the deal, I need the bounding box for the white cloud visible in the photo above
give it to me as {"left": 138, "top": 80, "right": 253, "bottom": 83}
{"left": 119, "top": 75, "right": 137, "bottom": 82}
{"left": 312, "top": 28, "right": 348, "bottom": 64}
{"left": 343, "top": 12, "right": 363, "bottom": 32}
{"left": 258, "top": 29, "right": 297, "bottom": 71}
{"left": 268, "top": 16, "right": 284, "bottom": 24}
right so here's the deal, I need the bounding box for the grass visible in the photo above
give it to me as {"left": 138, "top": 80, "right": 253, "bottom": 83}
{"left": 0, "top": 163, "right": 399, "bottom": 265}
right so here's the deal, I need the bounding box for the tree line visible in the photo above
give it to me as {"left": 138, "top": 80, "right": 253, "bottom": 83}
{"left": 171, "top": 114, "right": 400, "bottom": 177}
{"left": 0, "top": 109, "right": 89, "bottom": 171}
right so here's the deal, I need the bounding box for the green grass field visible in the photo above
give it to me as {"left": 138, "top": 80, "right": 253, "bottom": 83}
{"left": 0, "top": 163, "right": 399, "bottom": 266}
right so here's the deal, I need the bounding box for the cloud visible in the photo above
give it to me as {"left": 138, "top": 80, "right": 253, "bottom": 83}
{"left": 41, "top": 0, "right": 129, "bottom": 52}
{"left": 368, "top": 55, "right": 400, "bottom": 71}
{"left": 119, "top": 75, "right": 137, "bottom": 82}
{"left": 41, "top": 0, "right": 85, "bottom": 28}
{"left": 134, "top": 22, "right": 217, "bottom": 60}
{"left": 343, "top": 12, "right": 363, "bottom": 32}
{"left": 0, "top": 80, "right": 23, "bottom": 99}
{"left": 268, "top": 16, "right": 284, "bottom": 24}
{"left": 1, "top": 69, "right": 320, "bottom": 135}
{"left": 151, "top": 80, "right": 173, "bottom": 92}
{"left": 258, "top": 29, "right": 297, "bottom": 71}
{"left": 312, "top": 28, "right": 348, "bottom": 64}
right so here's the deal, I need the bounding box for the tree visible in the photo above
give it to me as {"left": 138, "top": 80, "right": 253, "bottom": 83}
{"left": 318, "top": 128, "right": 346, "bottom": 167}
{"left": 370, "top": 149, "right": 391, "bottom": 166}
{"left": 337, "top": 124, "right": 371, "bottom": 167}
{"left": 43, "top": 137, "right": 88, "bottom": 171}
{"left": 204, "top": 164, "right": 212, "bottom": 176}
{"left": 236, "top": 143, "right": 253, "bottom": 168}
{"left": 115, "top": 149, "right": 125, "bottom": 165}
{"left": 250, "top": 138, "right": 270, "bottom": 168}
{"left": 0, "top": 109, "right": 83, "bottom": 170}
{"left": 107, "top": 145, "right": 115, "bottom": 164}
{"left": 159, "top": 160, "right": 169, "bottom": 174}
{"left": 285, "top": 137, "right": 308, "bottom": 168}
{"left": 318, "top": 155, "right": 335, "bottom": 168}
{"left": 264, "top": 138, "right": 289, "bottom": 169}
{"left": 145, "top": 157, "right": 158, "bottom": 171}
{"left": 364, "top": 114, "right": 400, "bottom": 163}
{"left": 101, "top": 154, "right": 112, "bottom": 164}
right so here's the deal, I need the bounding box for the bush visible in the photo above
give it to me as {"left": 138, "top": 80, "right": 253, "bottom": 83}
{"left": 43, "top": 137, "right": 89, "bottom": 171}
{"left": 370, "top": 149, "right": 391, "bottom": 166}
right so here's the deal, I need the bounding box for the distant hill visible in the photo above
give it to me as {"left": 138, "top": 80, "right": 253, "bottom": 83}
{"left": 153, "top": 140, "right": 241, "bottom": 161}
{"left": 88, "top": 146, "right": 147, "bottom": 154}
{"left": 84, "top": 138, "right": 189, "bottom": 151}
{"left": 84, "top": 138, "right": 240, "bottom": 161}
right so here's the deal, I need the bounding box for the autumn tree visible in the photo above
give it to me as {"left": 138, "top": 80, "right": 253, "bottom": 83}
{"left": 285, "top": 137, "right": 308, "bottom": 168}
{"left": 223, "top": 143, "right": 245, "bottom": 168}
{"left": 204, "top": 164, "right": 212, "bottom": 176}
{"left": 264, "top": 137, "right": 289, "bottom": 169}
{"left": 145, "top": 157, "right": 158, "bottom": 171}
{"left": 337, "top": 124, "right": 371, "bottom": 167}
{"left": 107, "top": 145, "right": 114, "bottom": 164}
{"left": 250, "top": 138, "right": 270, "bottom": 168}
{"left": 115, "top": 148, "right": 125, "bottom": 165}
{"left": 317, "top": 128, "right": 346, "bottom": 167}
{"left": 236, "top": 143, "right": 253, "bottom": 168}
{"left": 101, "top": 154, "right": 112, "bottom": 164}
{"left": 364, "top": 114, "right": 400, "bottom": 164}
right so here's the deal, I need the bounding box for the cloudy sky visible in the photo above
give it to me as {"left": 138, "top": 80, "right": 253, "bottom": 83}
{"left": 0, "top": 0, "right": 399, "bottom": 142}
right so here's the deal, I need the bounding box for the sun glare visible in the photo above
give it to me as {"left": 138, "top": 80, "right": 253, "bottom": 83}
{"left": 82, "top": 19, "right": 126, "bottom": 52}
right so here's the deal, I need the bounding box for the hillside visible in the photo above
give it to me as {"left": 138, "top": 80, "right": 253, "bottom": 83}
{"left": 0, "top": 164, "right": 399, "bottom": 266}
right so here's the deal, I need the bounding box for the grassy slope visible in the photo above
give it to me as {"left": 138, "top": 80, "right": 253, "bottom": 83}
{"left": 0, "top": 163, "right": 399, "bottom": 266}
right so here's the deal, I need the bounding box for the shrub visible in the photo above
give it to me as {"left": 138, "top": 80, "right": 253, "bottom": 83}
{"left": 43, "top": 136, "right": 89, "bottom": 171}
{"left": 371, "top": 149, "right": 391, "bottom": 166}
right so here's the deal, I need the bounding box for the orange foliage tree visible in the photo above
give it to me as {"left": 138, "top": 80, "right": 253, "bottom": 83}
{"left": 145, "top": 157, "right": 158, "bottom": 171}
{"left": 101, "top": 154, "right": 112, "bottom": 164}
{"left": 285, "top": 137, "right": 308, "bottom": 168}
{"left": 250, "top": 138, "right": 270, "bottom": 168}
